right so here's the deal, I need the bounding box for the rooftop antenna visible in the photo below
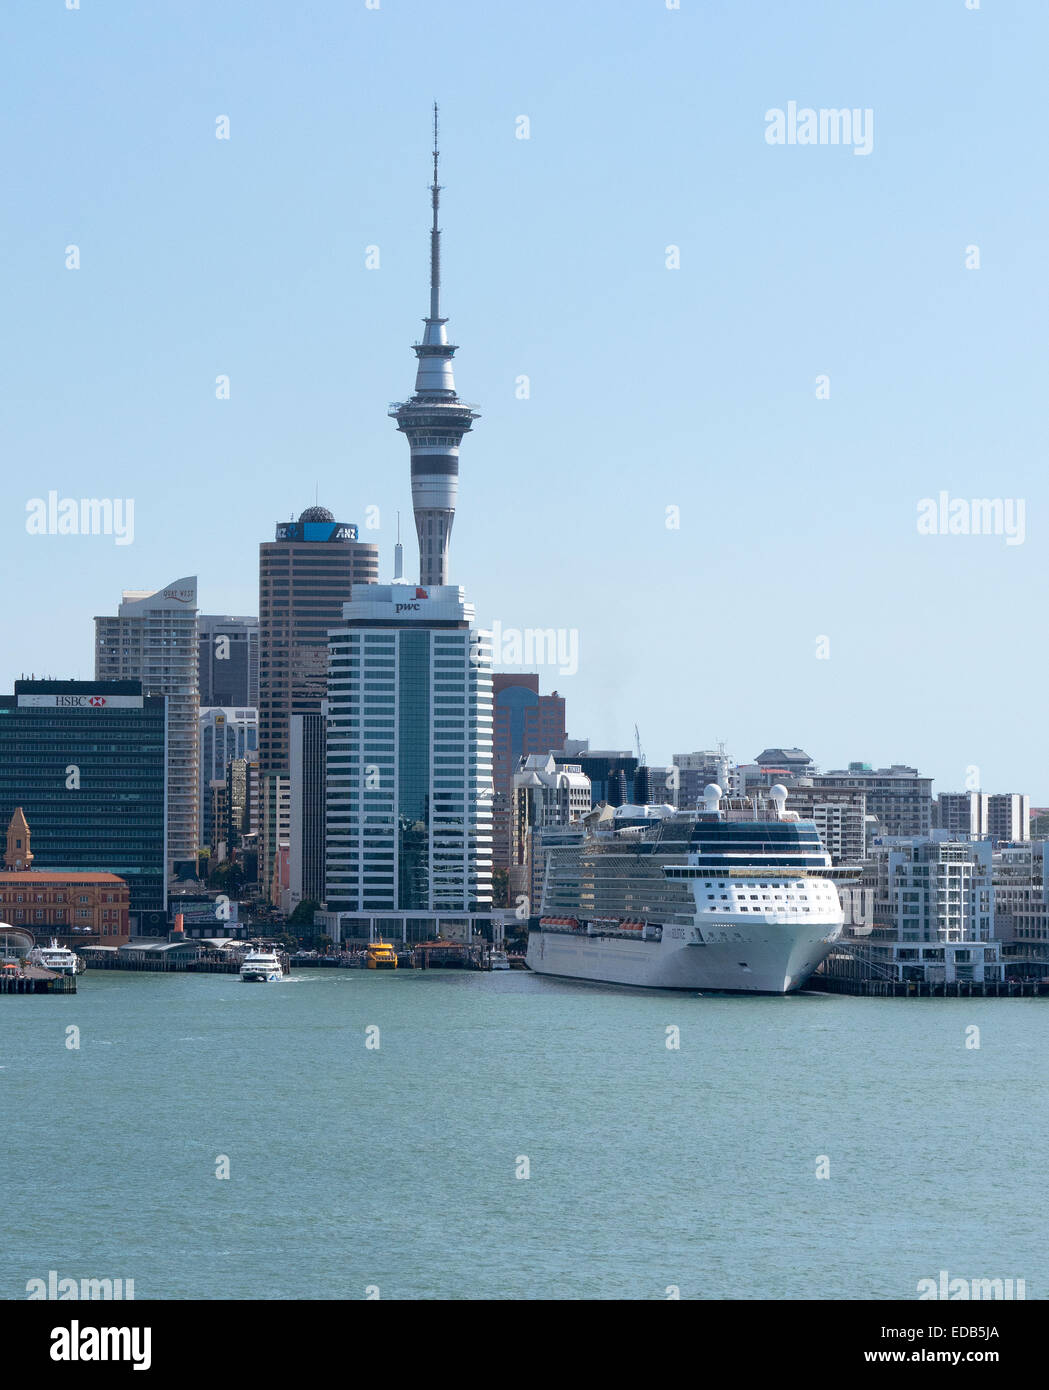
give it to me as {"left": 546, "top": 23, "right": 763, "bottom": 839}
{"left": 393, "top": 510, "right": 404, "bottom": 581}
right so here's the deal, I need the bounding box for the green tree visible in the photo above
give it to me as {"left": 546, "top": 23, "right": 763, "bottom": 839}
{"left": 492, "top": 867, "right": 510, "bottom": 908}
{"left": 289, "top": 898, "right": 320, "bottom": 926}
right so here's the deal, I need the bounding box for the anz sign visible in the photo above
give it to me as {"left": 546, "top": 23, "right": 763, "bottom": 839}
{"left": 275, "top": 521, "right": 358, "bottom": 543}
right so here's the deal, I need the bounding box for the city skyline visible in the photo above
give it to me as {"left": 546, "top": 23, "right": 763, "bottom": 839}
{"left": 5, "top": 2, "right": 1046, "bottom": 796}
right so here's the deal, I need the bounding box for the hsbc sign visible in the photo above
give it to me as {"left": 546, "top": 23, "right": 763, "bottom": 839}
{"left": 17, "top": 694, "right": 145, "bottom": 709}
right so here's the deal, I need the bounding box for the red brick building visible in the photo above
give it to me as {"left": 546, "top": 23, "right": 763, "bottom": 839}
{"left": 0, "top": 809, "right": 130, "bottom": 945}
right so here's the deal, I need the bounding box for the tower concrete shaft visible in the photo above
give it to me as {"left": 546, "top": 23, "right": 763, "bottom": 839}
{"left": 389, "top": 105, "right": 479, "bottom": 588}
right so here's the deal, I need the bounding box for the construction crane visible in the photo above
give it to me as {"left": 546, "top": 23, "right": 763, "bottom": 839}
{"left": 634, "top": 724, "right": 646, "bottom": 767}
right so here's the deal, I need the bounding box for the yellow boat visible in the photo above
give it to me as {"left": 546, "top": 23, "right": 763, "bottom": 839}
{"left": 366, "top": 939, "right": 398, "bottom": 970}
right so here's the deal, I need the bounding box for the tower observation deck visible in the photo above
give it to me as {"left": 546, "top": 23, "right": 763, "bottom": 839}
{"left": 389, "top": 105, "right": 480, "bottom": 589}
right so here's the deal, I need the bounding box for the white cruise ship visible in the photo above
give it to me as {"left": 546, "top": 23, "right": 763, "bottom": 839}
{"left": 526, "top": 785, "right": 843, "bottom": 994}
{"left": 240, "top": 949, "right": 284, "bottom": 983}
{"left": 28, "top": 939, "right": 84, "bottom": 976}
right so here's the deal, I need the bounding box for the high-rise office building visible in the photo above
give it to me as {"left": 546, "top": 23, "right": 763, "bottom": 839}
{"left": 199, "top": 707, "right": 258, "bottom": 850}
{"left": 322, "top": 585, "right": 493, "bottom": 943}
{"left": 492, "top": 675, "right": 566, "bottom": 872}
{"left": 198, "top": 615, "right": 259, "bottom": 707}
{"left": 0, "top": 680, "right": 166, "bottom": 918}
{"left": 389, "top": 106, "right": 479, "bottom": 588}
{"left": 289, "top": 710, "right": 326, "bottom": 912}
{"left": 551, "top": 746, "right": 637, "bottom": 807}
{"left": 988, "top": 793, "right": 1030, "bottom": 845}
{"left": 258, "top": 507, "right": 378, "bottom": 893}
{"left": 226, "top": 753, "right": 259, "bottom": 849}
{"left": 94, "top": 577, "right": 198, "bottom": 876}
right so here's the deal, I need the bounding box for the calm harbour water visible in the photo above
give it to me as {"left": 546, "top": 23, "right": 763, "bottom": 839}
{"left": 2, "top": 967, "right": 1045, "bottom": 1301}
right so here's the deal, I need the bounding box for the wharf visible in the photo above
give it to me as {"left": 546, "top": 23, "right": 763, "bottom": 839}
{"left": 79, "top": 948, "right": 287, "bottom": 975}
{"left": 809, "top": 974, "right": 1049, "bottom": 999}
{"left": 294, "top": 942, "right": 498, "bottom": 970}
{"left": 0, "top": 965, "right": 76, "bottom": 995}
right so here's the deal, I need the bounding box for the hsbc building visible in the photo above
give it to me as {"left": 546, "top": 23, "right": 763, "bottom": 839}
{"left": 0, "top": 680, "right": 167, "bottom": 918}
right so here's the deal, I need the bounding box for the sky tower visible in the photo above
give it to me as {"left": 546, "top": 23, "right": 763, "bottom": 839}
{"left": 389, "top": 105, "right": 480, "bottom": 588}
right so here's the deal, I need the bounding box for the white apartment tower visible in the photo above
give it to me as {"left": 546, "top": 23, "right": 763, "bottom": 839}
{"left": 987, "top": 793, "right": 1030, "bottom": 845}
{"left": 322, "top": 585, "right": 493, "bottom": 942}
{"left": 95, "top": 577, "right": 199, "bottom": 877}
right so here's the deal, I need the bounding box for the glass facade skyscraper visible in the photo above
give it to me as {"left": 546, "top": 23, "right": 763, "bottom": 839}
{"left": 324, "top": 585, "right": 493, "bottom": 941}
{"left": 0, "top": 680, "right": 167, "bottom": 916}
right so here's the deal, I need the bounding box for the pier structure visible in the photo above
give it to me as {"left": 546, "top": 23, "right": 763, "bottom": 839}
{"left": 0, "top": 964, "right": 75, "bottom": 994}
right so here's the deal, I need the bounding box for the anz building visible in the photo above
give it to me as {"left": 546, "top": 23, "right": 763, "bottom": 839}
{"left": 322, "top": 586, "right": 493, "bottom": 944}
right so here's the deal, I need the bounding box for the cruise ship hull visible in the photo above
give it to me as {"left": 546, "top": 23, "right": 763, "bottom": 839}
{"left": 526, "top": 919, "right": 839, "bottom": 994}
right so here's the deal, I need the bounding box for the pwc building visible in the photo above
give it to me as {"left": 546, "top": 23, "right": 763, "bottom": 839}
{"left": 322, "top": 585, "right": 493, "bottom": 942}
{"left": 0, "top": 680, "right": 167, "bottom": 922}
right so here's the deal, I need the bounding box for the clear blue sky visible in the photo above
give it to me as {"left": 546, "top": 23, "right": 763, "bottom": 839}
{"left": 3, "top": 0, "right": 1046, "bottom": 796}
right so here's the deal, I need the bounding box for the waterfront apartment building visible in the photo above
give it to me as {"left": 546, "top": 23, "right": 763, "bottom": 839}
{"left": 199, "top": 707, "right": 258, "bottom": 851}
{"left": 0, "top": 680, "right": 166, "bottom": 916}
{"left": 321, "top": 585, "right": 493, "bottom": 943}
{"left": 811, "top": 763, "right": 933, "bottom": 839}
{"left": 511, "top": 754, "right": 591, "bottom": 910}
{"left": 936, "top": 791, "right": 989, "bottom": 836}
{"left": 95, "top": 577, "right": 198, "bottom": 876}
{"left": 988, "top": 793, "right": 1030, "bottom": 845}
{"left": 858, "top": 836, "right": 1001, "bottom": 985}
{"left": 258, "top": 507, "right": 378, "bottom": 894}
{"left": 492, "top": 675, "right": 566, "bottom": 872}
{"left": 993, "top": 842, "right": 1049, "bottom": 965}
{"left": 198, "top": 615, "right": 259, "bottom": 707}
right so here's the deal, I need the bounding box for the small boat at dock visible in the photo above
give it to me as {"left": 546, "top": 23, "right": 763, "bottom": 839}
{"left": 366, "top": 940, "right": 397, "bottom": 970}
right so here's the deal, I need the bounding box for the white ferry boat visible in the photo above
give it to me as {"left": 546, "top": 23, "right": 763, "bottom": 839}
{"left": 240, "top": 949, "right": 284, "bottom": 983}
{"left": 27, "top": 939, "right": 84, "bottom": 976}
{"left": 526, "top": 785, "right": 843, "bottom": 994}
{"left": 489, "top": 949, "right": 510, "bottom": 971}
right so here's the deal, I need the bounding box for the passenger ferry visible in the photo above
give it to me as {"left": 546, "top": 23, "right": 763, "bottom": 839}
{"left": 526, "top": 785, "right": 843, "bottom": 994}
{"left": 240, "top": 948, "right": 284, "bottom": 982}
{"left": 27, "top": 939, "right": 84, "bottom": 976}
{"left": 489, "top": 949, "right": 510, "bottom": 970}
{"left": 366, "top": 940, "right": 398, "bottom": 970}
